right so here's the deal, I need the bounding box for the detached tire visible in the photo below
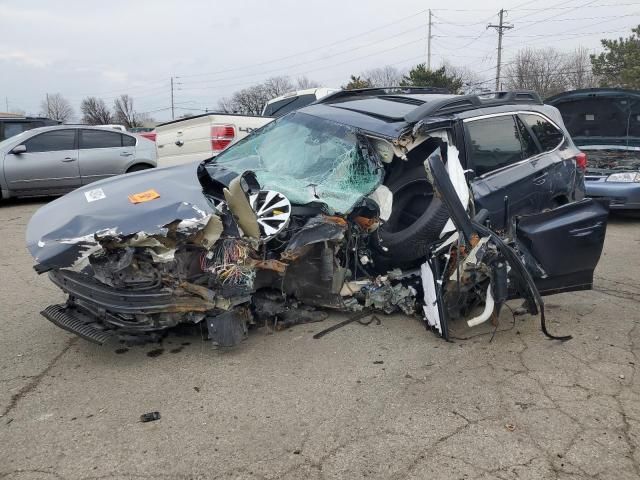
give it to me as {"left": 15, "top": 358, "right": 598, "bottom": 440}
{"left": 374, "top": 163, "right": 449, "bottom": 266}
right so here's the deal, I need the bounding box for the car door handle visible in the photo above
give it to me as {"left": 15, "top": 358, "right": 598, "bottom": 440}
{"left": 120, "top": 152, "right": 133, "bottom": 157}
{"left": 533, "top": 172, "right": 548, "bottom": 184}
{"left": 62, "top": 157, "right": 76, "bottom": 162}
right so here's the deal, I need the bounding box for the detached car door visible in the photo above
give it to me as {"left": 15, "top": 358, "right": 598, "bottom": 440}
{"left": 78, "top": 129, "right": 133, "bottom": 184}
{"left": 464, "top": 114, "right": 541, "bottom": 228}
{"left": 516, "top": 198, "right": 608, "bottom": 295}
{"left": 3, "top": 129, "right": 80, "bottom": 195}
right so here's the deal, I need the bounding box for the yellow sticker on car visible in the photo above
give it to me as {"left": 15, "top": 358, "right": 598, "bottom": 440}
{"left": 128, "top": 189, "right": 160, "bottom": 204}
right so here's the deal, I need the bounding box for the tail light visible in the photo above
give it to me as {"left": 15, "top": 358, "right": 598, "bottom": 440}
{"left": 141, "top": 131, "right": 156, "bottom": 142}
{"left": 576, "top": 152, "right": 587, "bottom": 170}
{"left": 211, "top": 125, "right": 235, "bottom": 151}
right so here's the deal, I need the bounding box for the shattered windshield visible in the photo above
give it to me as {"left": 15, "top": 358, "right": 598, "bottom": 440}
{"left": 210, "top": 112, "right": 382, "bottom": 213}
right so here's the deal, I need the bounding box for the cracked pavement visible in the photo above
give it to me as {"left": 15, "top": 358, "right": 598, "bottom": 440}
{"left": 1, "top": 199, "right": 639, "bottom": 480}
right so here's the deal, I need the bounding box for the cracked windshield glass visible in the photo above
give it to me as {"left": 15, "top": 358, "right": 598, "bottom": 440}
{"left": 211, "top": 112, "right": 382, "bottom": 213}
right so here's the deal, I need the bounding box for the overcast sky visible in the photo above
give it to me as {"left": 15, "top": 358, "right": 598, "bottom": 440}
{"left": 1, "top": 0, "right": 639, "bottom": 121}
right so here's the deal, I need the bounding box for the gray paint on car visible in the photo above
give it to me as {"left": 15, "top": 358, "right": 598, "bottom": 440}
{"left": 0, "top": 125, "right": 157, "bottom": 199}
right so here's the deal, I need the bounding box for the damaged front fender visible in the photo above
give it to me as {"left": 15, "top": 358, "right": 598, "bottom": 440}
{"left": 27, "top": 162, "right": 216, "bottom": 270}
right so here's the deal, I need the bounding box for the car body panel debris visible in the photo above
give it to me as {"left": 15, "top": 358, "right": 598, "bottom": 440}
{"left": 26, "top": 87, "right": 608, "bottom": 347}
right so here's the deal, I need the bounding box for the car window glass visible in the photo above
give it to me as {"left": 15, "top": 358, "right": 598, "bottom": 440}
{"left": 24, "top": 129, "right": 76, "bottom": 153}
{"left": 122, "top": 134, "right": 136, "bottom": 147}
{"left": 520, "top": 114, "right": 564, "bottom": 151}
{"left": 263, "top": 94, "right": 317, "bottom": 117}
{"left": 466, "top": 116, "right": 523, "bottom": 176}
{"left": 213, "top": 112, "right": 382, "bottom": 213}
{"left": 80, "top": 129, "right": 123, "bottom": 149}
{"left": 516, "top": 117, "right": 539, "bottom": 158}
{"left": 4, "top": 123, "right": 31, "bottom": 139}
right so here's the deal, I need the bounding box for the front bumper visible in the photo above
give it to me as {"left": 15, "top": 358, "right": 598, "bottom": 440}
{"left": 586, "top": 179, "right": 640, "bottom": 210}
{"left": 48, "top": 269, "right": 210, "bottom": 315}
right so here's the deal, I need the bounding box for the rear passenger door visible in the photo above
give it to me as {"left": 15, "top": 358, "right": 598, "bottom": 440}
{"left": 464, "top": 114, "right": 541, "bottom": 228}
{"left": 517, "top": 112, "right": 573, "bottom": 209}
{"left": 78, "top": 129, "right": 135, "bottom": 184}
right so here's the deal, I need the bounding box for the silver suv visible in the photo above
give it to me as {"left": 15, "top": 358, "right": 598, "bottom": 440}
{"left": 0, "top": 125, "right": 157, "bottom": 200}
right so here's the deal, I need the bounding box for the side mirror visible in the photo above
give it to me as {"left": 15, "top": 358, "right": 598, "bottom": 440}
{"left": 11, "top": 144, "right": 27, "bottom": 154}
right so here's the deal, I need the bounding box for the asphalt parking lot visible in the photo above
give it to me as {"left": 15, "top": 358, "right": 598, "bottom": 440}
{"left": 1, "top": 198, "right": 639, "bottom": 480}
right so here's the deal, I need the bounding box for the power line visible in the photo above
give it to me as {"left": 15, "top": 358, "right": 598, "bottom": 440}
{"left": 178, "top": 35, "right": 429, "bottom": 91}
{"left": 180, "top": 25, "right": 426, "bottom": 87}
{"left": 509, "top": 0, "right": 601, "bottom": 33}
{"left": 516, "top": 12, "right": 640, "bottom": 23}
{"left": 431, "top": 2, "right": 639, "bottom": 12}
{"left": 176, "top": 10, "right": 428, "bottom": 79}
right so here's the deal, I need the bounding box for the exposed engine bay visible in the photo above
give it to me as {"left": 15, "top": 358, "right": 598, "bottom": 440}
{"left": 27, "top": 118, "right": 609, "bottom": 348}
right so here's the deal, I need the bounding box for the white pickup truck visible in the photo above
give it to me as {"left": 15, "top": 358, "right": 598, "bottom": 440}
{"left": 155, "top": 87, "right": 338, "bottom": 167}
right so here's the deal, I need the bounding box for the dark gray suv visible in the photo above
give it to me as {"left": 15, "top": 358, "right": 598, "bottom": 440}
{"left": 26, "top": 88, "right": 607, "bottom": 346}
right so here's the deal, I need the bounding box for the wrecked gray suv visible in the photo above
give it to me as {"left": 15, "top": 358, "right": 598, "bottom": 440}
{"left": 26, "top": 88, "right": 608, "bottom": 346}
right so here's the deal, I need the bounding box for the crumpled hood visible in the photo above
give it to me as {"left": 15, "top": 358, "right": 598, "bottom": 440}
{"left": 26, "top": 162, "right": 215, "bottom": 269}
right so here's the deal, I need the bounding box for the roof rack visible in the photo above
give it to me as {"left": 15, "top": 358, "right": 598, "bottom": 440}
{"left": 404, "top": 90, "right": 542, "bottom": 122}
{"left": 318, "top": 86, "right": 450, "bottom": 104}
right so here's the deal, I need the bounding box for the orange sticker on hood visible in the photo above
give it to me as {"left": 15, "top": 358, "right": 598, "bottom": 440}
{"left": 128, "top": 189, "right": 160, "bottom": 204}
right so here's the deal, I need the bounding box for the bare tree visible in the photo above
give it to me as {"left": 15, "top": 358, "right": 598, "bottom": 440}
{"left": 440, "top": 61, "right": 485, "bottom": 93}
{"left": 80, "top": 97, "right": 113, "bottom": 125}
{"left": 362, "top": 66, "right": 403, "bottom": 87}
{"left": 40, "top": 93, "right": 74, "bottom": 122}
{"left": 262, "top": 76, "right": 295, "bottom": 99}
{"left": 217, "top": 96, "right": 237, "bottom": 114}
{"left": 295, "top": 76, "right": 320, "bottom": 89}
{"left": 217, "top": 76, "right": 297, "bottom": 115}
{"left": 113, "top": 94, "right": 141, "bottom": 128}
{"left": 217, "top": 85, "right": 268, "bottom": 115}
{"left": 504, "top": 48, "right": 568, "bottom": 98}
{"left": 564, "top": 47, "right": 598, "bottom": 90}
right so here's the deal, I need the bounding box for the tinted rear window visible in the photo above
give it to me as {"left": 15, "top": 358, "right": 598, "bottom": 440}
{"left": 81, "top": 129, "right": 124, "bottom": 149}
{"left": 122, "top": 134, "right": 136, "bottom": 147}
{"left": 519, "top": 114, "right": 564, "bottom": 152}
{"left": 263, "top": 94, "right": 317, "bottom": 117}
{"left": 24, "top": 129, "right": 76, "bottom": 152}
{"left": 466, "top": 116, "right": 523, "bottom": 176}
{"left": 516, "top": 116, "right": 539, "bottom": 158}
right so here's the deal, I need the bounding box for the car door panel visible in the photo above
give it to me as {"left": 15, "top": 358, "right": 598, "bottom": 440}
{"left": 516, "top": 198, "right": 608, "bottom": 295}
{"left": 78, "top": 130, "right": 131, "bottom": 184}
{"left": 3, "top": 129, "right": 80, "bottom": 194}
{"left": 517, "top": 112, "right": 576, "bottom": 209}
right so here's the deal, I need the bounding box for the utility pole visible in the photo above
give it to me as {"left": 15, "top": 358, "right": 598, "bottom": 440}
{"left": 487, "top": 9, "right": 513, "bottom": 91}
{"left": 427, "top": 9, "right": 432, "bottom": 70}
{"left": 170, "top": 77, "right": 175, "bottom": 120}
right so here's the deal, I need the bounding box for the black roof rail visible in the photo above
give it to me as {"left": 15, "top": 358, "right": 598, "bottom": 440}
{"left": 317, "top": 86, "right": 450, "bottom": 104}
{"left": 404, "top": 90, "right": 542, "bottom": 122}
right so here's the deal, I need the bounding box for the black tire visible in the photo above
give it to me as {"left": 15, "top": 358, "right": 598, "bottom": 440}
{"left": 126, "top": 164, "right": 153, "bottom": 173}
{"left": 373, "top": 163, "right": 449, "bottom": 266}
